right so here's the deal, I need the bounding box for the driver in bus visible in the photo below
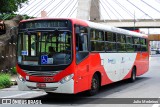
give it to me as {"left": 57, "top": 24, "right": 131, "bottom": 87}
{"left": 48, "top": 46, "right": 55, "bottom": 57}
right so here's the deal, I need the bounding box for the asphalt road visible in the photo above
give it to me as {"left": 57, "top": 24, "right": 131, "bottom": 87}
{"left": 0, "top": 55, "right": 160, "bottom": 107}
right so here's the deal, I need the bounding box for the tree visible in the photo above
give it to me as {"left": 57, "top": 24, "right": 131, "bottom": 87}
{"left": 0, "top": 0, "right": 28, "bottom": 14}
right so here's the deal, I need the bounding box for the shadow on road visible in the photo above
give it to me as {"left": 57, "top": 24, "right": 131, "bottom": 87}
{"left": 28, "top": 76, "right": 151, "bottom": 104}
{"left": 97, "top": 77, "right": 150, "bottom": 97}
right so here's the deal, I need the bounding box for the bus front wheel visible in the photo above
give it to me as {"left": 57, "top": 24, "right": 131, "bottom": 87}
{"left": 87, "top": 74, "right": 100, "bottom": 96}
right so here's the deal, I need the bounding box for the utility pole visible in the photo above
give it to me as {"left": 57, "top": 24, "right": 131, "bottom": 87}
{"left": 90, "top": 0, "right": 100, "bottom": 21}
{"left": 134, "top": 11, "right": 136, "bottom": 30}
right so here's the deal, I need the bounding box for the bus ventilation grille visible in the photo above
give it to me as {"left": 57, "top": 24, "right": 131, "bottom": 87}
{"left": 23, "top": 70, "right": 60, "bottom": 76}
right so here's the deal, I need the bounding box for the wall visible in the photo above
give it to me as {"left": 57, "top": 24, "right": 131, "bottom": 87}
{"left": 0, "top": 15, "right": 22, "bottom": 72}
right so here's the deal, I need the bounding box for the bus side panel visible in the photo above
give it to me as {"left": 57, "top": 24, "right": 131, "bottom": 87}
{"left": 74, "top": 51, "right": 149, "bottom": 93}
{"left": 137, "top": 52, "right": 149, "bottom": 76}
{"left": 74, "top": 53, "right": 102, "bottom": 93}
{"left": 123, "top": 52, "right": 149, "bottom": 79}
{"left": 123, "top": 53, "right": 138, "bottom": 80}
{"left": 74, "top": 53, "right": 113, "bottom": 93}
{"left": 134, "top": 52, "right": 141, "bottom": 76}
{"left": 74, "top": 56, "right": 90, "bottom": 93}
{"left": 100, "top": 53, "right": 137, "bottom": 82}
{"left": 88, "top": 53, "right": 113, "bottom": 86}
{"left": 134, "top": 52, "right": 149, "bottom": 76}
{"left": 143, "top": 52, "right": 149, "bottom": 73}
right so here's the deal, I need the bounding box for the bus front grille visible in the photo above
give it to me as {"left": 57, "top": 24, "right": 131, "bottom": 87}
{"left": 23, "top": 70, "right": 60, "bottom": 76}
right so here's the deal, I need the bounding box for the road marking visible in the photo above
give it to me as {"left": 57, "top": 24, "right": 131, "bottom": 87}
{"left": 1, "top": 92, "right": 38, "bottom": 98}
{"left": 152, "top": 97, "right": 160, "bottom": 107}
{"left": 152, "top": 104, "right": 160, "bottom": 107}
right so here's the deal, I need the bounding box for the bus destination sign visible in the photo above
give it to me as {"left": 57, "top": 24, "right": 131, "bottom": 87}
{"left": 19, "top": 20, "right": 70, "bottom": 29}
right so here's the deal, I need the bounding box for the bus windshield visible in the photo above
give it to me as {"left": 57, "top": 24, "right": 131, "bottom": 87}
{"left": 17, "top": 31, "right": 72, "bottom": 66}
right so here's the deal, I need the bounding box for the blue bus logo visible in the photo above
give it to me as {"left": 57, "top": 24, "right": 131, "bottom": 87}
{"left": 41, "top": 55, "right": 48, "bottom": 64}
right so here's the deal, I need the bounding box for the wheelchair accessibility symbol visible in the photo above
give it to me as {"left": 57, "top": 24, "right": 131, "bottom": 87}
{"left": 41, "top": 55, "right": 48, "bottom": 64}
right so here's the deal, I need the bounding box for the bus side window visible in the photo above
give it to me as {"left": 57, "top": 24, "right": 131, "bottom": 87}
{"left": 105, "top": 32, "right": 117, "bottom": 52}
{"left": 140, "top": 38, "right": 147, "bottom": 52}
{"left": 126, "top": 36, "right": 134, "bottom": 52}
{"left": 90, "top": 30, "right": 95, "bottom": 51}
{"left": 113, "top": 33, "right": 117, "bottom": 42}
{"left": 91, "top": 41, "right": 95, "bottom": 51}
{"left": 133, "top": 37, "right": 141, "bottom": 51}
{"left": 76, "top": 33, "right": 88, "bottom": 51}
{"left": 75, "top": 26, "right": 89, "bottom": 64}
{"left": 90, "top": 29, "right": 105, "bottom": 52}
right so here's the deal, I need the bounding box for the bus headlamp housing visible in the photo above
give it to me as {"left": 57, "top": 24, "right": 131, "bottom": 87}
{"left": 60, "top": 74, "right": 74, "bottom": 84}
{"left": 18, "top": 74, "right": 25, "bottom": 82}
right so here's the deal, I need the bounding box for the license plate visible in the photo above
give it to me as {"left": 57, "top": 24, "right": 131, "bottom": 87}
{"left": 37, "top": 83, "right": 46, "bottom": 88}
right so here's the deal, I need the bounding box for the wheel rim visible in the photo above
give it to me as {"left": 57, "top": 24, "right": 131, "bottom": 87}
{"left": 92, "top": 78, "right": 98, "bottom": 90}
{"left": 132, "top": 69, "right": 136, "bottom": 80}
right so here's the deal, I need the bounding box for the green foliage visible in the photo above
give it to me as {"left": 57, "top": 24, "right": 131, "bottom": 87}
{"left": 0, "top": 13, "right": 17, "bottom": 20}
{"left": 0, "top": 14, "right": 33, "bottom": 20}
{"left": 10, "top": 67, "right": 17, "bottom": 75}
{"left": 22, "top": 14, "right": 34, "bottom": 19}
{"left": 0, "top": 0, "right": 29, "bottom": 14}
{"left": 0, "top": 73, "right": 11, "bottom": 89}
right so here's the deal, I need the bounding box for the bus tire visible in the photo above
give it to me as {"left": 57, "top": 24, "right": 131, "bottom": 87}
{"left": 130, "top": 67, "right": 136, "bottom": 82}
{"left": 46, "top": 92, "right": 53, "bottom": 95}
{"left": 87, "top": 73, "right": 100, "bottom": 96}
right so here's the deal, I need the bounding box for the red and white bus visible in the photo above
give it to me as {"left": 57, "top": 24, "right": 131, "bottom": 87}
{"left": 17, "top": 18, "right": 149, "bottom": 95}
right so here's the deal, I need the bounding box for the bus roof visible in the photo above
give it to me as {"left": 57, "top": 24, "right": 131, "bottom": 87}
{"left": 19, "top": 18, "right": 148, "bottom": 38}
{"left": 84, "top": 20, "right": 148, "bottom": 38}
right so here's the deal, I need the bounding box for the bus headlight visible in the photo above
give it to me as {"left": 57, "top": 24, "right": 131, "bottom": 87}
{"left": 18, "top": 74, "right": 25, "bottom": 82}
{"left": 60, "top": 74, "right": 74, "bottom": 84}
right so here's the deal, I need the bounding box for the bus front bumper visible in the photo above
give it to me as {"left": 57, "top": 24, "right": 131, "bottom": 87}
{"left": 17, "top": 77, "right": 74, "bottom": 94}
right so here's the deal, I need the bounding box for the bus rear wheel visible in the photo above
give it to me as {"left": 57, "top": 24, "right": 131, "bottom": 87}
{"left": 87, "top": 74, "right": 100, "bottom": 96}
{"left": 130, "top": 67, "right": 136, "bottom": 82}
